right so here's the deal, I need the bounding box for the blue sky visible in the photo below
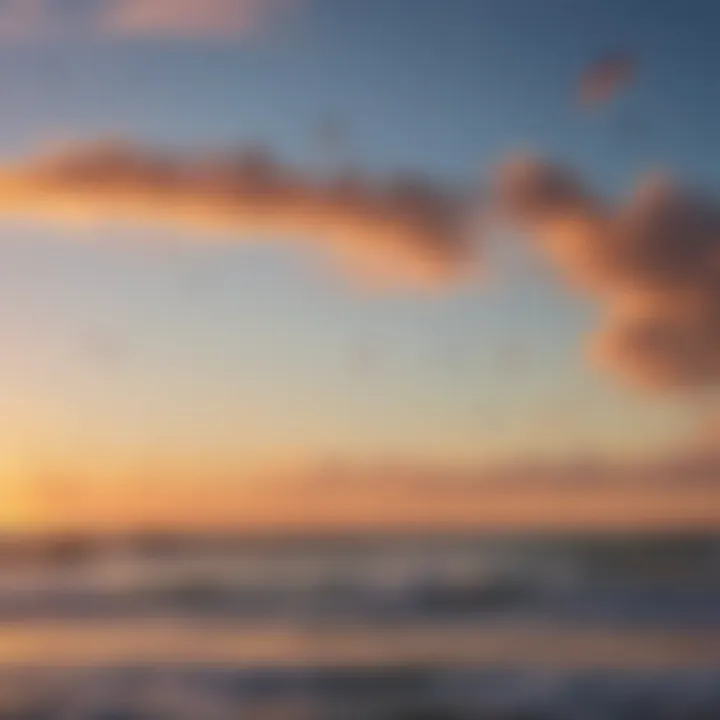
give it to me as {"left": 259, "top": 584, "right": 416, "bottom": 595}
{"left": 0, "top": 0, "right": 717, "bottom": 498}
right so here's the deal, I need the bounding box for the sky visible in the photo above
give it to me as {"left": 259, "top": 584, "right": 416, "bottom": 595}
{"left": 0, "top": 0, "right": 718, "bottom": 529}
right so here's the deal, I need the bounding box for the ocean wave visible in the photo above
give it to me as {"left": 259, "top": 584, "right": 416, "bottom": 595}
{"left": 0, "top": 533, "right": 716, "bottom": 626}
{"left": 0, "top": 665, "right": 718, "bottom": 720}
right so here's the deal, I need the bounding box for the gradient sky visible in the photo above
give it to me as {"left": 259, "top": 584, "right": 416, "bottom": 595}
{"left": 0, "top": 0, "right": 718, "bottom": 526}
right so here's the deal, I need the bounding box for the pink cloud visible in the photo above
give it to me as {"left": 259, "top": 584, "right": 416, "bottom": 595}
{"left": 101, "top": 0, "right": 297, "bottom": 40}
{"left": 0, "top": 0, "right": 299, "bottom": 41}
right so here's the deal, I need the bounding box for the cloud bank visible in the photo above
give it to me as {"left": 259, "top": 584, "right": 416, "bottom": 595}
{"left": 495, "top": 158, "right": 720, "bottom": 390}
{"left": 30, "top": 450, "right": 720, "bottom": 532}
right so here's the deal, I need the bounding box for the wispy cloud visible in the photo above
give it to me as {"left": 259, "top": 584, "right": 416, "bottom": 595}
{"left": 0, "top": 140, "right": 472, "bottom": 288}
{"left": 0, "top": 139, "right": 717, "bottom": 391}
{"left": 29, "top": 450, "right": 720, "bottom": 531}
{"left": 0, "top": 0, "right": 298, "bottom": 41}
{"left": 100, "top": 0, "right": 297, "bottom": 40}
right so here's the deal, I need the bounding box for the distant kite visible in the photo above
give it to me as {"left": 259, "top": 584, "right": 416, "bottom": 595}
{"left": 579, "top": 53, "right": 636, "bottom": 107}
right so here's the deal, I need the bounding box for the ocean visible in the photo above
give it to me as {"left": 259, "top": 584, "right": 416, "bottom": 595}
{"left": 0, "top": 531, "right": 717, "bottom": 719}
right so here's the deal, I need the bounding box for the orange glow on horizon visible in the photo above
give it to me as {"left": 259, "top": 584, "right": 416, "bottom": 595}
{"left": 1, "top": 463, "right": 719, "bottom": 534}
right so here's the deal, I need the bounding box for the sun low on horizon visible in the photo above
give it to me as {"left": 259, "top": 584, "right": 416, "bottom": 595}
{"left": 0, "top": 0, "right": 717, "bottom": 533}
